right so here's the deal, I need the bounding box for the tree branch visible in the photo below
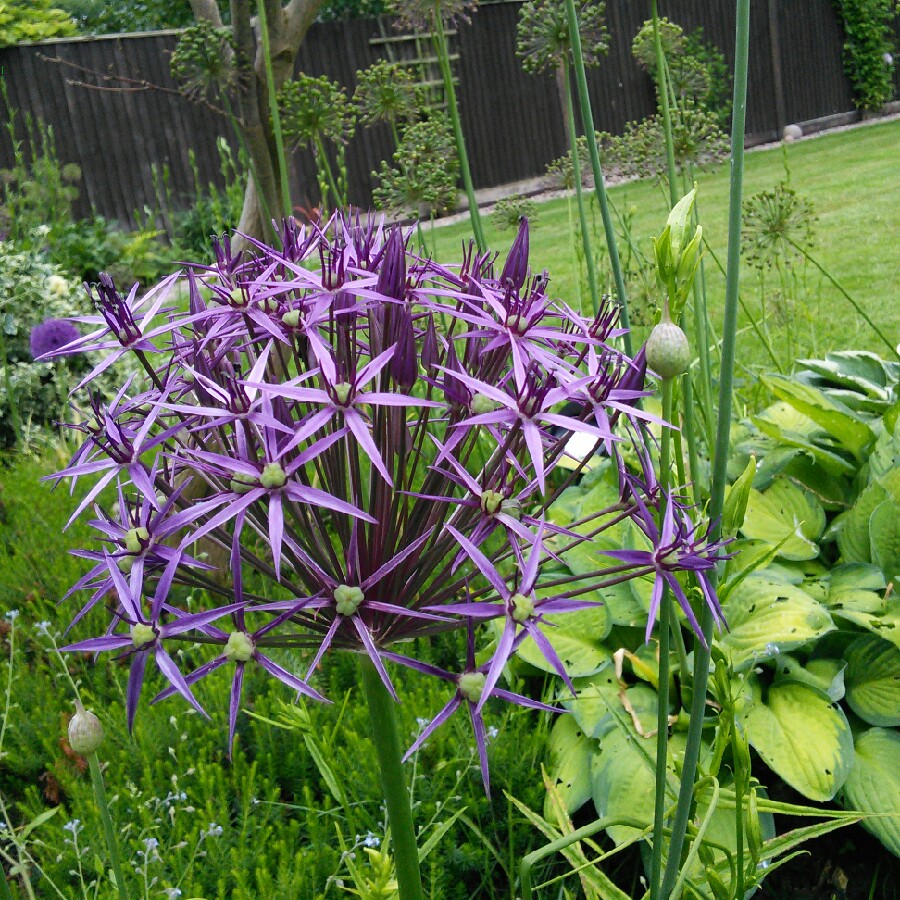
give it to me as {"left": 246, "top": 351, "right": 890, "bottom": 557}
{"left": 189, "top": 0, "right": 224, "bottom": 26}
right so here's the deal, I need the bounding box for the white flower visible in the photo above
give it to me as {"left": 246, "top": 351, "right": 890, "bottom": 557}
{"left": 358, "top": 831, "right": 380, "bottom": 849}
{"left": 204, "top": 823, "right": 223, "bottom": 839}
{"left": 4, "top": 610, "right": 19, "bottom": 622}
{"left": 48, "top": 275, "right": 69, "bottom": 297}
{"left": 35, "top": 621, "right": 52, "bottom": 637}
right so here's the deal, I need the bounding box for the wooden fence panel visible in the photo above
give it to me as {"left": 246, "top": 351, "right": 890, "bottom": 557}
{"left": 0, "top": 0, "right": 885, "bottom": 229}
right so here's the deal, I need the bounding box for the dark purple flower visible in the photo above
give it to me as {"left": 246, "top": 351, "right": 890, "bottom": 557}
{"left": 30, "top": 318, "right": 80, "bottom": 360}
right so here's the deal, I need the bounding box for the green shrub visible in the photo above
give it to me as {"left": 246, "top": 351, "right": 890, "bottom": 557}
{"left": 833, "top": 0, "right": 896, "bottom": 110}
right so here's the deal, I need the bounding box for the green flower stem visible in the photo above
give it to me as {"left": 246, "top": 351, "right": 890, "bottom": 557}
{"left": 358, "top": 656, "right": 423, "bottom": 900}
{"left": 565, "top": 0, "right": 631, "bottom": 351}
{"left": 651, "top": 0, "right": 679, "bottom": 208}
{"left": 88, "top": 753, "right": 130, "bottom": 900}
{"left": 563, "top": 58, "right": 600, "bottom": 317}
{"left": 680, "top": 374, "right": 702, "bottom": 504}
{"left": 649, "top": 375, "right": 675, "bottom": 900}
{"left": 256, "top": 0, "right": 292, "bottom": 220}
{"left": 519, "top": 816, "right": 649, "bottom": 899}
{"left": 686, "top": 169, "right": 717, "bottom": 457}
{"left": 660, "top": 1, "right": 752, "bottom": 896}
{"left": 432, "top": 15, "right": 486, "bottom": 252}
{"left": 314, "top": 135, "right": 343, "bottom": 211}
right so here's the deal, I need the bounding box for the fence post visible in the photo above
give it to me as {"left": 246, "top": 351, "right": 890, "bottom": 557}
{"left": 767, "top": 0, "right": 787, "bottom": 131}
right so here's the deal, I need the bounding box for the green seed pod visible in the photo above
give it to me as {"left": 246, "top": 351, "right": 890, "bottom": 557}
{"left": 68, "top": 700, "right": 104, "bottom": 755}
{"left": 645, "top": 320, "right": 691, "bottom": 378}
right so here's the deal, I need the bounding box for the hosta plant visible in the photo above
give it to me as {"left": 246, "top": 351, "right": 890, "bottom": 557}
{"left": 42, "top": 214, "right": 729, "bottom": 898}
{"left": 534, "top": 351, "right": 899, "bottom": 896}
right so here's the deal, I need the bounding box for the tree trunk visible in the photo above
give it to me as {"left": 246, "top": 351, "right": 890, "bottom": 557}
{"left": 193, "top": 0, "right": 326, "bottom": 246}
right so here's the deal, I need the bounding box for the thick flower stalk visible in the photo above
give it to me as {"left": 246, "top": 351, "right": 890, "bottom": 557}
{"left": 45, "top": 213, "right": 728, "bottom": 793}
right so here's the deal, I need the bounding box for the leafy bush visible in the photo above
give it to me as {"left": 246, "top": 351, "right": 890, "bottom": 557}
{"left": 491, "top": 194, "right": 537, "bottom": 230}
{"left": 0, "top": 240, "right": 91, "bottom": 447}
{"left": 0, "top": 0, "right": 76, "bottom": 47}
{"left": 632, "top": 18, "right": 732, "bottom": 127}
{"left": 833, "top": 0, "right": 896, "bottom": 110}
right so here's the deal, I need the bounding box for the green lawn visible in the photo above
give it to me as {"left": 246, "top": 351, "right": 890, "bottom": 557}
{"left": 429, "top": 119, "right": 899, "bottom": 372}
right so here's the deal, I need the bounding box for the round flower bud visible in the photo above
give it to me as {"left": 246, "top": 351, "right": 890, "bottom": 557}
{"left": 230, "top": 472, "right": 259, "bottom": 495}
{"left": 260, "top": 462, "right": 287, "bottom": 490}
{"left": 645, "top": 321, "right": 691, "bottom": 379}
{"left": 68, "top": 700, "right": 104, "bottom": 755}
{"left": 228, "top": 287, "right": 248, "bottom": 307}
{"left": 471, "top": 393, "right": 498, "bottom": 415}
{"left": 224, "top": 631, "right": 255, "bottom": 663}
{"left": 334, "top": 584, "right": 365, "bottom": 616}
{"left": 124, "top": 526, "right": 150, "bottom": 554}
{"left": 458, "top": 671, "right": 486, "bottom": 704}
{"left": 333, "top": 383, "right": 353, "bottom": 405}
{"left": 131, "top": 623, "right": 156, "bottom": 648}
{"left": 479, "top": 490, "right": 503, "bottom": 515}
{"left": 500, "top": 498, "right": 523, "bottom": 521}
{"left": 510, "top": 592, "right": 536, "bottom": 623}
{"left": 281, "top": 309, "right": 301, "bottom": 328}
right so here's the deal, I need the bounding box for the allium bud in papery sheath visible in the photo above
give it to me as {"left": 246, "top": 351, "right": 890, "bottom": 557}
{"left": 68, "top": 699, "right": 104, "bottom": 755}
{"left": 50, "top": 212, "right": 729, "bottom": 787}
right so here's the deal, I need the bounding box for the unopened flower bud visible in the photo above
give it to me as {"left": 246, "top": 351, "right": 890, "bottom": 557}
{"left": 333, "top": 383, "right": 353, "bottom": 405}
{"left": 124, "top": 526, "right": 149, "bottom": 554}
{"left": 458, "top": 671, "right": 486, "bottom": 704}
{"left": 334, "top": 585, "right": 365, "bottom": 616}
{"left": 471, "top": 393, "right": 498, "bottom": 415}
{"left": 224, "top": 631, "right": 255, "bottom": 663}
{"left": 480, "top": 490, "right": 504, "bottom": 515}
{"left": 260, "top": 462, "right": 287, "bottom": 490}
{"left": 500, "top": 217, "right": 530, "bottom": 292}
{"left": 230, "top": 472, "right": 258, "bottom": 495}
{"left": 68, "top": 700, "right": 104, "bottom": 755}
{"left": 645, "top": 321, "right": 691, "bottom": 379}
{"left": 510, "top": 592, "right": 535, "bottom": 623}
{"left": 131, "top": 623, "right": 156, "bottom": 648}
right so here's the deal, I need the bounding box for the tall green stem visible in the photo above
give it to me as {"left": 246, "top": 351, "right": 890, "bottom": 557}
{"left": 651, "top": 0, "right": 679, "bottom": 208}
{"left": 359, "top": 657, "right": 423, "bottom": 900}
{"left": 565, "top": 0, "right": 631, "bottom": 350}
{"left": 660, "top": 1, "right": 752, "bottom": 895}
{"left": 88, "top": 753, "right": 130, "bottom": 900}
{"left": 649, "top": 377, "right": 674, "bottom": 900}
{"left": 256, "top": 0, "right": 292, "bottom": 220}
{"left": 563, "top": 59, "right": 600, "bottom": 316}
{"left": 432, "top": 15, "right": 486, "bottom": 251}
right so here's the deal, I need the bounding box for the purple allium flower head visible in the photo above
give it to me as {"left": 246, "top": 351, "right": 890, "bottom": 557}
{"left": 52, "top": 212, "right": 728, "bottom": 780}
{"left": 30, "top": 318, "right": 80, "bottom": 359}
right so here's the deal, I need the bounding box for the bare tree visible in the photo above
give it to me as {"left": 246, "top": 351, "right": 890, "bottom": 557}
{"left": 189, "top": 0, "right": 326, "bottom": 240}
